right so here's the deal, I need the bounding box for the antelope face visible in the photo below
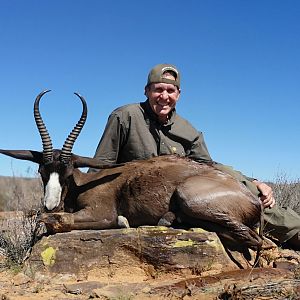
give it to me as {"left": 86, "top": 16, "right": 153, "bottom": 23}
{"left": 38, "top": 151, "right": 75, "bottom": 211}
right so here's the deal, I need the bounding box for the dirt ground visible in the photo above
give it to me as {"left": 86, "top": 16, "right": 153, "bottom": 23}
{"left": 1, "top": 248, "right": 300, "bottom": 300}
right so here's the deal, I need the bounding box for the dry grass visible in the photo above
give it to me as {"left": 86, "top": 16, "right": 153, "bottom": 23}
{"left": 0, "top": 174, "right": 44, "bottom": 266}
{"left": 218, "top": 279, "right": 300, "bottom": 299}
{"left": 0, "top": 176, "right": 43, "bottom": 211}
{"left": 270, "top": 172, "right": 300, "bottom": 215}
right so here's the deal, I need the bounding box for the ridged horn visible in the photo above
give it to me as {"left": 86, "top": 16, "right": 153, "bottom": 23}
{"left": 60, "top": 92, "right": 87, "bottom": 164}
{"left": 34, "top": 90, "right": 53, "bottom": 163}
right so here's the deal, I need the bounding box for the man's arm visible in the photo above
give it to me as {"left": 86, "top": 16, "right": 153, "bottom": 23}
{"left": 187, "top": 131, "right": 213, "bottom": 163}
{"left": 187, "top": 131, "right": 275, "bottom": 206}
{"left": 212, "top": 163, "right": 276, "bottom": 207}
{"left": 88, "top": 113, "right": 123, "bottom": 172}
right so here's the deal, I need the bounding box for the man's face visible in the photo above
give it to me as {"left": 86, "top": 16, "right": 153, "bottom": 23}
{"left": 145, "top": 82, "right": 180, "bottom": 122}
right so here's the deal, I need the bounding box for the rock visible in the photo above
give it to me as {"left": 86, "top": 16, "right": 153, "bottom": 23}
{"left": 11, "top": 272, "right": 31, "bottom": 286}
{"left": 63, "top": 281, "right": 105, "bottom": 295}
{"left": 25, "top": 227, "right": 250, "bottom": 280}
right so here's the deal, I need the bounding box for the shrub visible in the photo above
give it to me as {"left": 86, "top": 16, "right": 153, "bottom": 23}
{"left": 271, "top": 172, "right": 300, "bottom": 215}
{"left": 0, "top": 210, "right": 44, "bottom": 266}
{"left": 0, "top": 171, "right": 44, "bottom": 267}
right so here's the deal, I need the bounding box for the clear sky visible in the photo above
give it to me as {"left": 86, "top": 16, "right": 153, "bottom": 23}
{"left": 0, "top": 0, "right": 299, "bottom": 181}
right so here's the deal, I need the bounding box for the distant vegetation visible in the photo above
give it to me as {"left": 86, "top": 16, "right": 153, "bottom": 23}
{"left": 269, "top": 173, "right": 300, "bottom": 215}
{"left": 0, "top": 176, "right": 42, "bottom": 211}
{"left": 0, "top": 176, "right": 43, "bottom": 265}
{"left": 0, "top": 172, "right": 299, "bottom": 265}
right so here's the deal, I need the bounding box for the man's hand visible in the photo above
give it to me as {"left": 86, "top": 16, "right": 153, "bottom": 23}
{"left": 253, "top": 180, "right": 275, "bottom": 208}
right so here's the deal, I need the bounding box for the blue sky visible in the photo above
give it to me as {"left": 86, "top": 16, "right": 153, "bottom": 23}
{"left": 0, "top": 0, "right": 299, "bottom": 181}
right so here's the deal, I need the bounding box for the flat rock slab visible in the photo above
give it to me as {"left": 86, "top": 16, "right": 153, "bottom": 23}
{"left": 26, "top": 226, "right": 246, "bottom": 279}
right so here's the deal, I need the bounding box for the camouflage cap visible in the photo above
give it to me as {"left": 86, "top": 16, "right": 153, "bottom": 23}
{"left": 146, "top": 64, "right": 180, "bottom": 88}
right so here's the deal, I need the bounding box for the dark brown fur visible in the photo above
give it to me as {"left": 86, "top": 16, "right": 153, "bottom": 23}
{"left": 49, "top": 154, "right": 262, "bottom": 248}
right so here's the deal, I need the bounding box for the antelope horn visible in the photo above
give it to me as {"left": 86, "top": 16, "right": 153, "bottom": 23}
{"left": 60, "top": 92, "right": 87, "bottom": 164}
{"left": 34, "top": 90, "right": 53, "bottom": 163}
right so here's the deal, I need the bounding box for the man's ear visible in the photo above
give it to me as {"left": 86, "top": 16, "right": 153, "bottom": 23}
{"left": 144, "top": 85, "right": 149, "bottom": 97}
{"left": 176, "top": 88, "right": 181, "bottom": 101}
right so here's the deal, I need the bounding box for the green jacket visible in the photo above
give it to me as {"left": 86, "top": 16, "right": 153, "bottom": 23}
{"left": 91, "top": 99, "right": 212, "bottom": 165}
{"left": 90, "top": 99, "right": 255, "bottom": 188}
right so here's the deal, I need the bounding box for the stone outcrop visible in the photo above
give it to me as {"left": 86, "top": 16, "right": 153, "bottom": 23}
{"left": 26, "top": 227, "right": 247, "bottom": 279}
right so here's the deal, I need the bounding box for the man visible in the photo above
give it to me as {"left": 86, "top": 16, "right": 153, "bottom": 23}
{"left": 90, "top": 63, "right": 300, "bottom": 250}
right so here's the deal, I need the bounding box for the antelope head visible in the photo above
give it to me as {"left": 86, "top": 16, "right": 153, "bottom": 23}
{"left": 0, "top": 90, "right": 111, "bottom": 211}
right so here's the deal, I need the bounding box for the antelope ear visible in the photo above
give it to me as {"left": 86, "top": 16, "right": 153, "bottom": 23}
{"left": 72, "top": 154, "right": 121, "bottom": 169}
{"left": 0, "top": 150, "right": 43, "bottom": 164}
{"left": 72, "top": 166, "right": 121, "bottom": 187}
{"left": 72, "top": 169, "right": 87, "bottom": 186}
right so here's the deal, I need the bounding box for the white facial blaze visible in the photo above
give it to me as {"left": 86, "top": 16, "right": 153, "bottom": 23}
{"left": 44, "top": 172, "right": 62, "bottom": 210}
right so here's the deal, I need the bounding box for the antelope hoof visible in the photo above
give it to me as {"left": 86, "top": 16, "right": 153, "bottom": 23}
{"left": 118, "top": 215, "right": 130, "bottom": 228}
{"left": 158, "top": 212, "right": 176, "bottom": 227}
{"left": 39, "top": 213, "right": 73, "bottom": 233}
